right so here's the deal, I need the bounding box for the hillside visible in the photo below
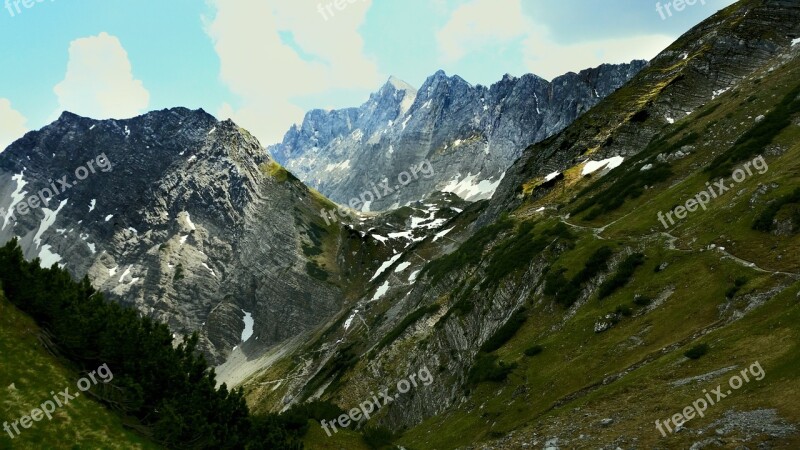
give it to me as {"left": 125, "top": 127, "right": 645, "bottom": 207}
{"left": 240, "top": 1, "right": 800, "bottom": 449}
{"left": 0, "top": 290, "right": 160, "bottom": 450}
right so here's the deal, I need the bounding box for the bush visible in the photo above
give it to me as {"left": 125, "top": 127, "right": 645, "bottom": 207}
{"left": 467, "top": 353, "right": 517, "bottom": 385}
{"left": 633, "top": 294, "right": 652, "bottom": 307}
{"left": 684, "top": 343, "right": 710, "bottom": 360}
{"left": 598, "top": 253, "right": 646, "bottom": 299}
{"left": 376, "top": 304, "right": 440, "bottom": 351}
{"left": 548, "top": 246, "right": 615, "bottom": 308}
{"left": 363, "top": 426, "right": 395, "bottom": 449}
{"left": 752, "top": 188, "right": 800, "bottom": 233}
{"left": 480, "top": 308, "right": 528, "bottom": 353}
{"left": 615, "top": 304, "right": 633, "bottom": 317}
{"left": 707, "top": 84, "right": 800, "bottom": 179}
{"left": 524, "top": 345, "right": 543, "bottom": 357}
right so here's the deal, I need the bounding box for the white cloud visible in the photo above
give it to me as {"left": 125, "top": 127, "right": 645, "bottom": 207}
{"left": 53, "top": 32, "right": 150, "bottom": 119}
{"left": 0, "top": 99, "right": 28, "bottom": 153}
{"left": 206, "top": 0, "right": 382, "bottom": 145}
{"left": 437, "top": 0, "right": 674, "bottom": 80}
{"left": 437, "top": 0, "right": 529, "bottom": 63}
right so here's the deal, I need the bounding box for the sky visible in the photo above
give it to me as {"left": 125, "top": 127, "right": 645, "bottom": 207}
{"left": 0, "top": 0, "right": 738, "bottom": 150}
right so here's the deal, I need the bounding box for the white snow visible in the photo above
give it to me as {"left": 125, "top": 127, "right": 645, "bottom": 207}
{"left": 402, "top": 114, "right": 412, "bottom": 130}
{"left": 105, "top": 214, "right": 114, "bottom": 222}
{"left": 124, "top": 125, "right": 130, "bottom": 137}
{"left": 87, "top": 243, "right": 96, "bottom": 254}
{"left": 450, "top": 207, "right": 463, "bottom": 213}
{"left": 3, "top": 172, "right": 27, "bottom": 229}
{"left": 180, "top": 212, "right": 196, "bottom": 231}
{"left": 433, "top": 227, "right": 455, "bottom": 242}
{"left": 324, "top": 160, "right": 351, "bottom": 172}
{"left": 180, "top": 235, "right": 189, "bottom": 245}
{"left": 641, "top": 163, "right": 654, "bottom": 171}
{"left": 88, "top": 199, "right": 96, "bottom": 212}
{"left": 394, "top": 262, "right": 411, "bottom": 273}
{"left": 544, "top": 172, "right": 560, "bottom": 182}
{"left": 343, "top": 310, "right": 359, "bottom": 330}
{"left": 666, "top": 116, "right": 675, "bottom": 124}
{"left": 535, "top": 206, "right": 546, "bottom": 213}
{"left": 581, "top": 156, "right": 624, "bottom": 176}
{"left": 372, "top": 234, "right": 389, "bottom": 244}
{"left": 108, "top": 266, "right": 118, "bottom": 277}
{"left": 187, "top": 155, "right": 197, "bottom": 163}
{"left": 372, "top": 280, "right": 390, "bottom": 301}
{"left": 534, "top": 93, "right": 541, "bottom": 114}
{"left": 208, "top": 127, "right": 216, "bottom": 135}
{"left": 453, "top": 139, "right": 462, "bottom": 147}
{"left": 792, "top": 38, "right": 800, "bottom": 46}
{"left": 202, "top": 263, "right": 217, "bottom": 278}
{"left": 118, "top": 266, "right": 132, "bottom": 283}
{"left": 89, "top": 124, "right": 95, "bottom": 130}
{"left": 241, "top": 310, "right": 254, "bottom": 342}
{"left": 712, "top": 87, "right": 730, "bottom": 100}
{"left": 408, "top": 270, "right": 421, "bottom": 283}
{"left": 370, "top": 253, "right": 403, "bottom": 281}
{"left": 34, "top": 199, "right": 68, "bottom": 248}
{"left": 388, "top": 230, "right": 414, "bottom": 240}
{"left": 38, "top": 245, "right": 62, "bottom": 267}
{"left": 441, "top": 172, "right": 506, "bottom": 202}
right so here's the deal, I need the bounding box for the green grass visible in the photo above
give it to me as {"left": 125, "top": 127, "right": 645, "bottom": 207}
{"left": 0, "top": 292, "right": 160, "bottom": 450}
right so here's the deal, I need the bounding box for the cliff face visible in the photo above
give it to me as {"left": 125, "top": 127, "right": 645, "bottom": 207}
{"left": 269, "top": 63, "right": 646, "bottom": 211}
{"left": 0, "top": 108, "right": 348, "bottom": 364}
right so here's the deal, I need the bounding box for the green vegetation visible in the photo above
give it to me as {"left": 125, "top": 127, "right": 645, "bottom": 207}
{"left": 545, "top": 246, "right": 614, "bottom": 307}
{"left": 362, "top": 426, "right": 395, "bottom": 449}
{"left": 523, "top": 345, "right": 543, "bottom": 357}
{"left": 376, "top": 304, "right": 440, "bottom": 352}
{"left": 752, "top": 187, "right": 800, "bottom": 233}
{"left": 684, "top": 343, "right": 710, "bottom": 360}
{"left": 706, "top": 83, "right": 800, "bottom": 178}
{"left": 0, "top": 239, "right": 301, "bottom": 449}
{"left": 261, "top": 160, "right": 298, "bottom": 183}
{"left": 481, "top": 222, "right": 574, "bottom": 289}
{"left": 597, "top": 252, "right": 646, "bottom": 299}
{"left": 480, "top": 308, "right": 528, "bottom": 353}
{"left": 574, "top": 163, "right": 673, "bottom": 220}
{"left": 423, "top": 216, "right": 514, "bottom": 284}
{"left": 467, "top": 353, "right": 517, "bottom": 385}
{"left": 725, "top": 277, "right": 749, "bottom": 299}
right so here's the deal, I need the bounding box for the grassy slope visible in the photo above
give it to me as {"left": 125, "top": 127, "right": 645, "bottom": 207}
{"left": 397, "top": 34, "right": 800, "bottom": 450}
{"left": 0, "top": 291, "right": 160, "bottom": 450}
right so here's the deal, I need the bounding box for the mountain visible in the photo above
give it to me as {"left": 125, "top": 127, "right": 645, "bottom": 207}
{"left": 269, "top": 62, "right": 646, "bottom": 211}
{"left": 0, "top": 108, "right": 356, "bottom": 365}
{"left": 238, "top": 1, "right": 800, "bottom": 449}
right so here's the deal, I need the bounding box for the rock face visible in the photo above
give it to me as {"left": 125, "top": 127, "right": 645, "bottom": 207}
{"left": 269, "top": 63, "right": 646, "bottom": 211}
{"left": 0, "top": 108, "right": 345, "bottom": 364}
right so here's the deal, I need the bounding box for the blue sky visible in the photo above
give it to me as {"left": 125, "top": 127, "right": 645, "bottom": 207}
{"left": 0, "top": 0, "right": 737, "bottom": 149}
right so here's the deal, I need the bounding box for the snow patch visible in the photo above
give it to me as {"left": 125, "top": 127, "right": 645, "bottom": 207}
{"left": 408, "top": 270, "right": 421, "bottom": 283}
{"left": 370, "top": 253, "right": 403, "bottom": 282}
{"left": 38, "top": 245, "right": 62, "bottom": 267}
{"left": 372, "top": 280, "right": 390, "bottom": 301}
{"left": 105, "top": 214, "right": 114, "bottom": 222}
{"left": 241, "top": 310, "right": 254, "bottom": 342}
{"left": 544, "top": 171, "right": 560, "bottom": 182}
{"left": 394, "top": 262, "right": 411, "bottom": 273}
{"left": 88, "top": 199, "right": 96, "bottom": 212}
{"left": 441, "top": 172, "right": 505, "bottom": 202}
{"left": 3, "top": 172, "right": 27, "bottom": 229}
{"left": 581, "top": 156, "right": 624, "bottom": 176}
{"left": 34, "top": 199, "right": 68, "bottom": 247}
{"left": 433, "top": 227, "right": 454, "bottom": 242}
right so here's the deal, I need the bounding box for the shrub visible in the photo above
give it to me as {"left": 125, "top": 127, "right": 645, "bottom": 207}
{"left": 467, "top": 353, "right": 517, "bottom": 385}
{"left": 706, "top": 83, "right": 800, "bottom": 179}
{"left": 615, "top": 304, "right": 633, "bottom": 317}
{"left": 548, "top": 246, "right": 614, "bottom": 308}
{"left": 376, "top": 304, "right": 440, "bottom": 351}
{"left": 480, "top": 308, "right": 528, "bottom": 353}
{"left": 684, "top": 343, "right": 710, "bottom": 360}
{"left": 524, "top": 345, "right": 543, "bottom": 357}
{"left": 598, "top": 253, "right": 646, "bottom": 299}
{"left": 633, "top": 294, "right": 652, "bottom": 307}
{"left": 752, "top": 188, "right": 800, "bottom": 233}
{"left": 362, "top": 426, "right": 395, "bottom": 449}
